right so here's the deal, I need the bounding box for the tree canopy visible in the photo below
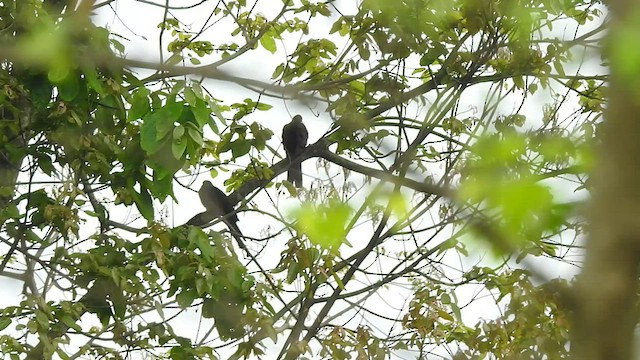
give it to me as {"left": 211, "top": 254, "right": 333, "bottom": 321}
{"left": 0, "top": 0, "right": 624, "bottom": 359}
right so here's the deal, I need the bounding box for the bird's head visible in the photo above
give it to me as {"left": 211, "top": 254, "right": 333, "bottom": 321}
{"left": 202, "top": 180, "right": 213, "bottom": 189}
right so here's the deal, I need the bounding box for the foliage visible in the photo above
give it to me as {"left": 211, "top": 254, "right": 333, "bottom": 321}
{"left": 0, "top": 0, "right": 605, "bottom": 359}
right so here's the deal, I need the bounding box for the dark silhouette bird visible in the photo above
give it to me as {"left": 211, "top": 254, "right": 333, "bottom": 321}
{"left": 282, "top": 114, "right": 308, "bottom": 187}
{"left": 186, "top": 181, "right": 244, "bottom": 248}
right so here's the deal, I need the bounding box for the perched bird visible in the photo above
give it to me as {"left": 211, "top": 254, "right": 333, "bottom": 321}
{"left": 282, "top": 114, "right": 308, "bottom": 187}
{"left": 186, "top": 181, "right": 244, "bottom": 248}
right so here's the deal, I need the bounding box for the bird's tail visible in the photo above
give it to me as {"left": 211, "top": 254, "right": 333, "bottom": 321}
{"left": 287, "top": 160, "right": 303, "bottom": 187}
{"left": 224, "top": 219, "right": 247, "bottom": 251}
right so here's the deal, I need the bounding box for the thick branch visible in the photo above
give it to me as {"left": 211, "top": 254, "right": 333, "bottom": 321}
{"left": 229, "top": 141, "right": 450, "bottom": 205}
{"left": 572, "top": 1, "right": 640, "bottom": 358}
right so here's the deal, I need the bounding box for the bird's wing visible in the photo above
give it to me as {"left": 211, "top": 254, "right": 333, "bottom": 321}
{"left": 283, "top": 122, "right": 308, "bottom": 156}
{"left": 185, "top": 211, "right": 210, "bottom": 226}
{"left": 209, "top": 186, "right": 239, "bottom": 223}
{"left": 282, "top": 123, "right": 297, "bottom": 156}
{"left": 296, "top": 123, "right": 308, "bottom": 151}
{"left": 198, "top": 182, "right": 238, "bottom": 222}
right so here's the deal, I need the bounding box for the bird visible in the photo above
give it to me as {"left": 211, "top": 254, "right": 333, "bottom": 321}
{"left": 281, "top": 114, "right": 308, "bottom": 187}
{"left": 186, "top": 181, "right": 244, "bottom": 249}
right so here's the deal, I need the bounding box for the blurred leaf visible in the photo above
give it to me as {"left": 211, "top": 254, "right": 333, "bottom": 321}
{"left": 295, "top": 198, "right": 352, "bottom": 252}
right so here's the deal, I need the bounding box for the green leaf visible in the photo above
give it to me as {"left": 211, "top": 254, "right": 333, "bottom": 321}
{"left": 202, "top": 298, "right": 216, "bottom": 318}
{"left": 255, "top": 102, "right": 273, "bottom": 111}
{"left": 272, "top": 64, "right": 285, "bottom": 79}
{"left": 231, "top": 139, "right": 251, "bottom": 159}
{"left": 264, "top": 322, "right": 278, "bottom": 342}
{"left": 553, "top": 60, "right": 565, "bottom": 76}
{"left": 83, "top": 67, "right": 106, "bottom": 95}
{"left": 451, "top": 302, "right": 462, "bottom": 322}
{"left": 0, "top": 317, "right": 11, "bottom": 331}
{"left": 513, "top": 75, "right": 524, "bottom": 89}
{"left": 165, "top": 53, "right": 183, "bottom": 66}
{"left": 110, "top": 38, "right": 126, "bottom": 53}
{"left": 148, "top": 138, "right": 184, "bottom": 180}
{"left": 140, "top": 102, "right": 183, "bottom": 154}
{"left": 196, "top": 278, "right": 207, "bottom": 296}
{"left": 23, "top": 75, "right": 54, "bottom": 110}
{"left": 171, "top": 138, "right": 187, "bottom": 159}
{"left": 190, "top": 227, "right": 215, "bottom": 260}
{"left": 330, "top": 269, "right": 345, "bottom": 290}
{"left": 358, "top": 44, "right": 370, "bottom": 60}
{"left": 37, "top": 153, "right": 55, "bottom": 175}
{"left": 187, "top": 127, "right": 203, "bottom": 146}
{"left": 140, "top": 117, "right": 162, "bottom": 153}
{"left": 437, "top": 309, "right": 454, "bottom": 322}
{"left": 184, "top": 86, "right": 197, "bottom": 105}
{"left": 176, "top": 290, "right": 195, "bottom": 308}
{"left": 286, "top": 262, "right": 300, "bottom": 284}
{"left": 158, "top": 100, "right": 185, "bottom": 137}
{"left": 60, "top": 315, "right": 82, "bottom": 332}
{"left": 173, "top": 125, "right": 185, "bottom": 139}
{"left": 208, "top": 99, "right": 224, "bottom": 134}
{"left": 132, "top": 188, "right": 154, "bottom": 220}
{"left": 191, "top": 100, "right": 211, "bottom": 127}
{"left": 329, "top": 18, "right": 343, "bottom": 34}
{"left": 129, "top": 88, "right": 150, "bottom": 121}
{"left": 259, "top": 34, "right": 277, "bottom": 53}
